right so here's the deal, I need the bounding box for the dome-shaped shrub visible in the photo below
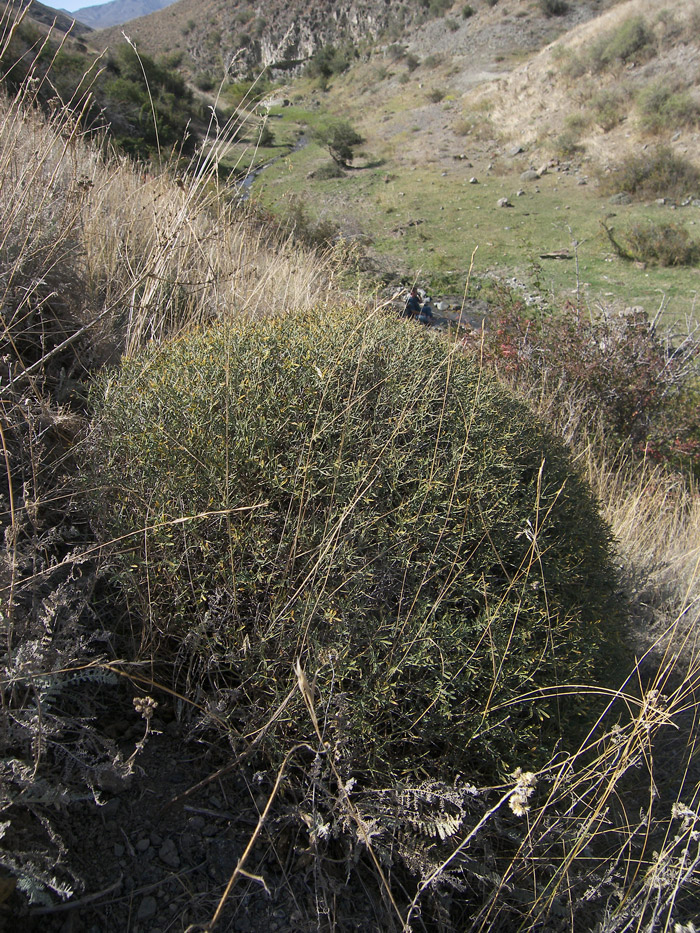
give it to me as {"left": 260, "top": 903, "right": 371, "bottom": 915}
{"left": 88, "top": 307, "right": 623, "bottom": 782}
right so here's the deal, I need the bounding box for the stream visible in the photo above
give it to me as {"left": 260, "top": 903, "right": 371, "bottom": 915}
{"left": 237, "top": 133, "right": 308, "bottom": 201}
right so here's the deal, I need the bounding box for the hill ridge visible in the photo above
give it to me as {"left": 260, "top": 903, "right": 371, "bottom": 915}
{"left": 70, "top": 0, "right": 178, "bottom": 30}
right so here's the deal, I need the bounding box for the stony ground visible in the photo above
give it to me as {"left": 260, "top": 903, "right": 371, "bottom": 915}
{"left": 8, "top": 695, "right": 385, "bottom": 933}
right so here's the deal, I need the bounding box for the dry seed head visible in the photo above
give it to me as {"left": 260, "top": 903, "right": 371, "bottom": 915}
{"left": 509, "top": 768, "right": 537, "bottom": 816}
{"left": 133, "top": 696, "right": 157, "bottom": 720}
{"left": 511, "top": 767, "right": 537, "bottom": 788}
{"left": 671, "top": 801, "right": 696, "bottom": 822}
{"left": 672, "top": 801, "right": 699, "bottom": 838}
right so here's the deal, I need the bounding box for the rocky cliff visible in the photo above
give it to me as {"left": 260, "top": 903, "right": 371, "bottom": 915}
{"left": 94, "top": 0, "right": 424, "bottom": 79}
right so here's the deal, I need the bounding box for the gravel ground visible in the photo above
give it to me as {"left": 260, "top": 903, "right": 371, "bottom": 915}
{"left": 7, "top": 704, "right": 384, "bottom": 933}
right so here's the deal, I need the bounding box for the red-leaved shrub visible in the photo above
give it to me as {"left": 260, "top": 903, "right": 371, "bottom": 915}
{"left": 471, "top": 287, "right": 700, "bottom": 475}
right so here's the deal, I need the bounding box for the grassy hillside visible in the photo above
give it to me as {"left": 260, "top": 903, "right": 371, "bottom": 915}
{"left": 179, "top": 0, "right": 700, "bottom": 318}
{"left": 2, "top": 6, "right": 700, "bottom": 932}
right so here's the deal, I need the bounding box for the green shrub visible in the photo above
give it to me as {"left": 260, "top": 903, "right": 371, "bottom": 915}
{"left": 557, "top": 48, "right": 588, "bottom": 81}
{"left": 88, "top": 308, "right": 623, "bottom": 784}
{"left": 275, "top": 195, "right": 340, "bottom": 248}
{"left": 427, "top": 87, "right": 446, "bottom": 103}
{"left": 618, "top": 220, "right": 700, "bottom": 266}
{"left": 587, "top": 16, "right": 654, "bottom": 72}
{"left": 602, "top": 146, "right": 700, "bottom": 200}
{"left": 222, "top": 74, "right": 272, "bottom": 110}
{"left": 194, "top": 71, "right": 215, "bottom": 91}
{"left": 313, "top": 161, "right": 346, "bottom": 180}
{"left": 405, "top": 53, "right": 420, "bottom": 72}
{"left": 420, "top": 0, "right": 451, "bottom": 15}
{"left": 636, "top": 83, "right": 700, "bottom": 133}
{"left": 462, "top": 4, "right": 475, "bottom": 18}
{"left": 258, "top": 124, "right": 275, "bottom": 147}
{"left": 590, "top": 88, "right": 628, "bottom": 131}
{"left": 315, "top": 119, "right": 364, "bottom": 166}
{"left": 555, "top": 128, "right": 585, "bottom": 159}
{"left": 540, "top": 0, "right": 568, "bottom": 15}
{"left": 564, "top": 111, "right": 590, "bottom": 133}
{"left": 0, "top": 30, "right": 201, "bottom": 159}
{"left": 305, "top": 42, "right": 357, "bottom": 79}
{"left": 562, "top": 16, "right": 655, "bottom": 78}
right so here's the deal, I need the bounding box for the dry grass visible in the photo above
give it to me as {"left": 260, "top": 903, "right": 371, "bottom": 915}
{"left": 500, "top": 367, "right": 700, "bottom": 667}
{"left": 588, "top": 452, "right": 700, "bottom": 660}
{"left": 0, "top": 26, "right": 342, "bottom": 372}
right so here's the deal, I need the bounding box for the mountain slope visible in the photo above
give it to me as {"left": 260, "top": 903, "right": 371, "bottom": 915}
{"left": 70, "top": 0, "right": 178, "bottom": 29}
{"left": 470, "top": 0, "right": 700, "bottom": 168}
{"left": 94, "top": 0, "right": 420, "bottom": 79}
{"left": 92, "top": 0, "right": 625, "bottom": 82}
{"left": 40, "top": 0, "right": 700, "bottom": 315}
{"left": 4, "top": 0, "right": 91, "bottom": 37}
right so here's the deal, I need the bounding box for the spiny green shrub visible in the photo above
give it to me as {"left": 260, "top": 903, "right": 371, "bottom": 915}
{"left": 601, "top": 146, "right": 700, "bottom": 201}
{"left": 588, "top": 15, "right": 654, "bottom": 72}
{"left": 87, "top": 308, "right": 623, "bottom": 784}
{"left": 620, "top": 220, "right": 700, "bottom": 267}
{"left": 562, "top": 16, "right": 654, "bottom": 78}
{"left": 636, "top": 83, "right": 700, "bottom": 133}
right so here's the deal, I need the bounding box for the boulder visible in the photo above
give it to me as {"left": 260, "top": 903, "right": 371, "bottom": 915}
{"left": 520, "top": 169, "right": 539, "bottom": 182}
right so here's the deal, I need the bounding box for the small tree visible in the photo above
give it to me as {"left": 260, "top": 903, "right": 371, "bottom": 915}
{"left": 315, "top": 119, "right": 364, "bottom": 167}
{"left": 259, "top": 123, "right": 274, "bottom": 147}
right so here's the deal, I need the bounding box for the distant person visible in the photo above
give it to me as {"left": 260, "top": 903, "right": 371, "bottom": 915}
{"left": 419, "top": 297, "right": 434, "bottom": 325}
{"left": 402, "top": 286, "right": 421, "bottom": 318}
